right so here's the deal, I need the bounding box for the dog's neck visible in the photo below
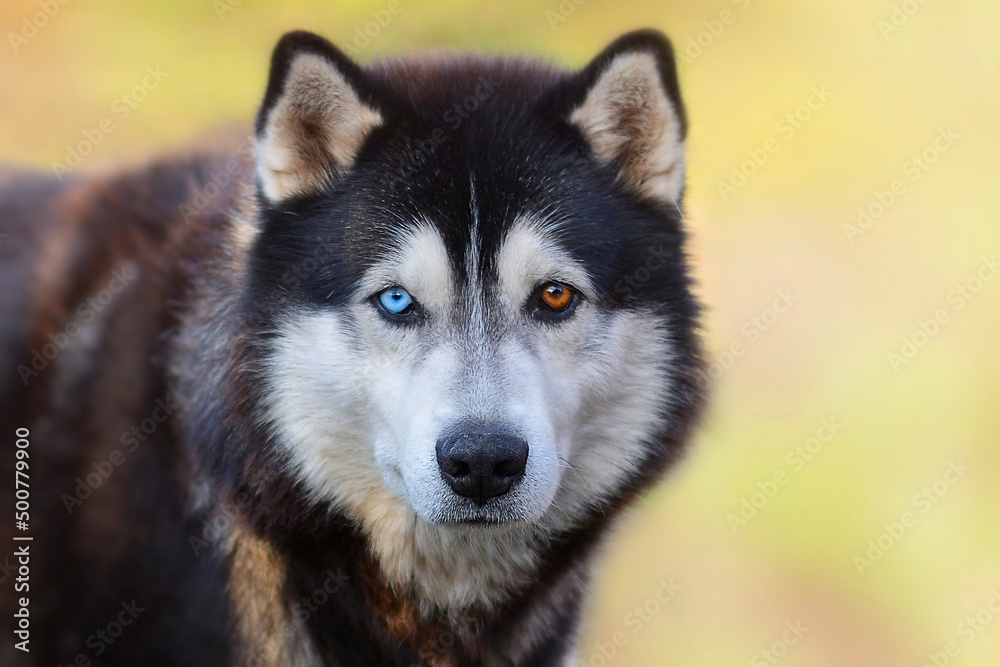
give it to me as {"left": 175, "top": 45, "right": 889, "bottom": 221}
{"left": 218, "top": 503, "right": 594, "bottom": 666}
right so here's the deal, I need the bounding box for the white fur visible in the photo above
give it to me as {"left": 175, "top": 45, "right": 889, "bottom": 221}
{"left": 263, "top": 216, "right": 675, "bottom": 610}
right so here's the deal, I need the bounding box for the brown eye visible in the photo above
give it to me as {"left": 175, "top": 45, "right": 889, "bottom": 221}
{"left": 539, "top": 282, "right": 574, "bottom": 312}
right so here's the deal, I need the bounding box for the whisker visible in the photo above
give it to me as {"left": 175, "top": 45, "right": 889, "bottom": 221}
{"left": 557, "top": 455, "right": 607, "bottom": 518}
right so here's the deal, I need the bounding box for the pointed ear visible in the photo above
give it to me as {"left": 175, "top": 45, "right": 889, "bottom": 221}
{"left": 568, "top": 30, "right": 687, "bottom": 204}
{"left": 254, "top": 31, "right": 383, "bottom": 203}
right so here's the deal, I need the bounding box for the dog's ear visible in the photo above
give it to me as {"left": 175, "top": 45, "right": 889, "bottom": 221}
{"left": 568, "top": 30, "right": 687, "bottom": 204}
{"left": 254, "top": 31, "right": 383, "bottom": 203}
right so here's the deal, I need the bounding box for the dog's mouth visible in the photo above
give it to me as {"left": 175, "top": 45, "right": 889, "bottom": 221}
{"left": 459, "top": 517, "right": 505, "bottom": 526}
{"left": 449, "top": 513, "right": 530, "bottom": 530}
{"left": 454, "top": 510, "right": 527, "bottom": 527}
{"left": 422, "top": 494, "right": 541, "bottom": 528}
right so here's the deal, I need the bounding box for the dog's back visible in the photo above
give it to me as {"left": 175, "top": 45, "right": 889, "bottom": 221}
{"left": 0, "top": 155, "right": 248, "bottom": 666}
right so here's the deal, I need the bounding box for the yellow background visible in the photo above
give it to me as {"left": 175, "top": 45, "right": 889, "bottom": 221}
{"left": 2, "top": 1, "right": 998, "bottom": 664}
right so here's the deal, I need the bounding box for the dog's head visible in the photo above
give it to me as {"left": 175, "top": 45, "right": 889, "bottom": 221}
{"left": 247, "top": 30, "right": 701, "bottom": 532}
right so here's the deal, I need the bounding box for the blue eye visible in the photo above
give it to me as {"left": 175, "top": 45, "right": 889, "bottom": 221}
{"left": 377, "top": 286, "right": 415, "bottom": 316}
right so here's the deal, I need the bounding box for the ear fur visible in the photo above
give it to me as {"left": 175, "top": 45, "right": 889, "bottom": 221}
{"left": 569, "top": 29, "right": 687, "bottom": 204}
{"left": 255, "top": 31, "right": 383, "bottom": 203}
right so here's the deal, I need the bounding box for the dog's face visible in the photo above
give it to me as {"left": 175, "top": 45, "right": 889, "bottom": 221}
{"left": 247, "top": 31, "right": 699, "bottom": 532}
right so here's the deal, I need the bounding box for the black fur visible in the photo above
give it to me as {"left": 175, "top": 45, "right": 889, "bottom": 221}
{"left": 0, "top": 29, "right": 703, "bottom": 666}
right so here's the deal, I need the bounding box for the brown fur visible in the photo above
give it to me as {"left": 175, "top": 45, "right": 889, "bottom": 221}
{"left": 0, "top": 28, "right": 701, "bottom": 666}
{"left": 570, "top": 51, "right": 685, "bottom": 203}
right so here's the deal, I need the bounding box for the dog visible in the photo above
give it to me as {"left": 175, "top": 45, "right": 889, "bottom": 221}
{"left": 0, "top": 28, "right": 704, "bottom": 666}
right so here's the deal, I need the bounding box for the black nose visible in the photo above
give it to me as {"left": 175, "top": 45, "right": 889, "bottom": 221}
{"left": 436, "top": 424, "right": 529, "bottom": 506}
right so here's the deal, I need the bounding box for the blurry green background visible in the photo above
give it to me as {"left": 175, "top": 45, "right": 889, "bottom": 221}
{"left": 3, "top": 1, "right": 998, "bottom": 664}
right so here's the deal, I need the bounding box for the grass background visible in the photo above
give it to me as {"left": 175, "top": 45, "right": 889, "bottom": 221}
{"left": 2, "top": 0, "right": 998, "bottom": 664}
